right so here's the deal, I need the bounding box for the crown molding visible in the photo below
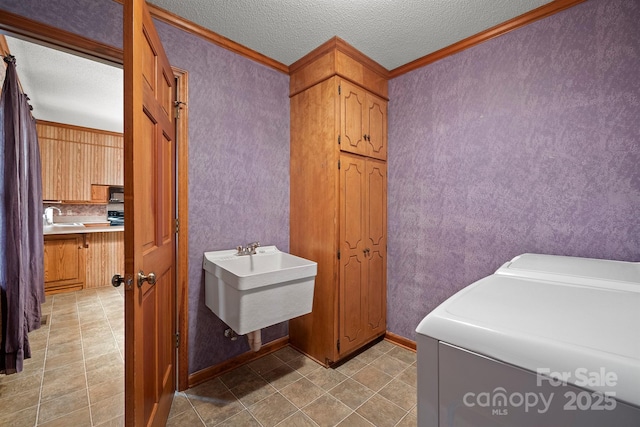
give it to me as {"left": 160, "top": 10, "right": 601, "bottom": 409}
{"left": 146, "top": 3, "right": 289, "bottom": 74}
{"left": 389, "top": 0, "right": 587, "bottom": 78}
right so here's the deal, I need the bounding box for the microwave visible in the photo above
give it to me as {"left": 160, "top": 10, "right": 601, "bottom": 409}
{"left": 109, "top": 186, "right": 124, "bottom": 203}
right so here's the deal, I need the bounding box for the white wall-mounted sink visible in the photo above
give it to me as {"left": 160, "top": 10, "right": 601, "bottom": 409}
{"left": 203, "top": 246, "right": 317, "bottom": 335}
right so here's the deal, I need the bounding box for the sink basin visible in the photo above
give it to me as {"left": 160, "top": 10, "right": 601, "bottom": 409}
{"left": 202, "top": 246, "right": 317, "bottom": 334}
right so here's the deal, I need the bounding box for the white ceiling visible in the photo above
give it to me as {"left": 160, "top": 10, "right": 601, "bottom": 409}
{"left": 3, "top": 0, "right": 554, "bottom": 133}
{"left": 148, "top": 0, "right": 553, "bottom": 69}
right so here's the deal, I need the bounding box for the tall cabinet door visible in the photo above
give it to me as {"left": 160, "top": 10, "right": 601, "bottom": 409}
{"left": 339, "top": 154, "right": 367, "bottom": 355}
{"left": 365, "top": 159, "right": 387, "bottom": 335}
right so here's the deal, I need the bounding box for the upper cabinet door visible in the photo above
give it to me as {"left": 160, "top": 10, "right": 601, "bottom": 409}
{"left": 365, "top": 94, "right": 387, "bottom": 161}
{"left": 340, "top": 80, "right": 366, "bottom": 157}
{"left": 339, "top": 80, "right": 387, "bottom": 160}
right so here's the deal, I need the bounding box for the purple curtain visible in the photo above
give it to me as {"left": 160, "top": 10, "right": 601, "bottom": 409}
{"left": 0, "top": 55, "right": 45, "bottom": 374}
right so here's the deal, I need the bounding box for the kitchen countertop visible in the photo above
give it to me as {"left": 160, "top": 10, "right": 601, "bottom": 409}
{"left": 43, "top": 224, "right": 124, "bottom": 235}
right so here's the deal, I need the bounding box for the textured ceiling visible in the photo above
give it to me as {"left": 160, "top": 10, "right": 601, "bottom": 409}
{"left": 5, "top": 36, "right": 123, "bottom": 133}
{"left": 148, "top": 0, "right": 553, "bottom": 70}
{"left": 3, "top": 0, "right": 555, "bottom": 132}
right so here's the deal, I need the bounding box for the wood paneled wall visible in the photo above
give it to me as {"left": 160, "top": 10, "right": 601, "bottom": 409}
{"left": 85, "top": 231, "right": 124, "bottom": 289}
{"left": 37, "top": 121, "right": 123, "bottom": 202}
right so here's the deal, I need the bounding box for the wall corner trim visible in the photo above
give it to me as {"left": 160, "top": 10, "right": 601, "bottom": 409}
{"left": 388, "top": 0, "right": 587, "bottom": 78}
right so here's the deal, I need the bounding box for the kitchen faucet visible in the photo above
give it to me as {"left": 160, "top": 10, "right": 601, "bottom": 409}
{"left": 236, "top": 241, "right": 260, "bottom": 255}
{"left": 43, "top": 206, "right": 62, "bottom": 226}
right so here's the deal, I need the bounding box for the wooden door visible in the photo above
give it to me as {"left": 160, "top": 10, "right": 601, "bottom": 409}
{"left": 365, "top": 95, "right": 387, "bottom": 160}
{"left": 365, "top": 160, "right": 386, "bottom": 335}
{"left": 124, "top": 0, "right": 176, "bottom": 425}
{"left": 340, "top": 80, "right": 366, "bottom": 157}
{"left": 339, "top": 154, "right": 367, "bottom": 355}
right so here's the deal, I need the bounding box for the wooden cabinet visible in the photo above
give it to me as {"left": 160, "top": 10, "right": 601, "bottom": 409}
{"left": 44, "top": 231, "right": 124, "bottom": 294}
{"left": 339, "top": 154, "right": 387, "bottom": 355}
{"left": 38, "top": 121, "right": 123, "bottom": 202}
{"left": 44, "top": 234, "right": 86, "bottom": 295}
{"left": 289, "top": 38, "right": 388, "bottom": 366}
{"left": 340, "top": 80, "right": 387, "bottom": 160}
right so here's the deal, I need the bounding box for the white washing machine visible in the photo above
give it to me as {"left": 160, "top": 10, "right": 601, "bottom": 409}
{"left": 416, "top": 254, "right": 640, "bottom": 427}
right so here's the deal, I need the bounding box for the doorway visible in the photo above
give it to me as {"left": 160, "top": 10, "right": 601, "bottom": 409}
{"left": 0, "top": 14, "right": 190, "bottom": 421}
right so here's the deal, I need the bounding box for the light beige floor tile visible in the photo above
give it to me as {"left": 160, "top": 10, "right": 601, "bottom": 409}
{"left": 37, "top": 407, "right": 91, "bottom": 427}
{"left": 37, "top": 388, "right": 89, "bottom": 425}
{"left": 372, "top": 339, "right": 397, "bottom": 354}
{"left": 190, "top": 389, "right": 244, "bottom": 426}
{"left": 248, "top": 393, "right": 297, "bottom": 427}
{"left": 353, "top": 346, "right": 384, "bottom": 365}
{"left": 369, "top": 354, "right": 409, "bottom": 377}
{"left": 85, "top": 360, "right": 123, "bottom": 388}
{"left": 301, "top": 394, "right": 353, "bottom": 427}
{"left": 378, "top": 378, "right": 416, "bottom": 410}
{"left": 356, "top": 394, "right": 406, "bottom": 427}
{"left": 329, "top": 378, "right": 374, "bottom": 410}
{"left": 216, "top": 409, "right": 260, "bottom": 427}
{"left": 276, "top": 410, "right": 318, "bottom": 427}
{"left": 272, "top": 346, "right": 303, "bottom": 363}
{"left": 396, "top": 412, "right": 418, "bottom": 427}
{"left": 247, "top": 353, "right": 284, "bottom": 375}
{"left": 334, "top": 356, "right": 367, "bottom": 377}
{"left": 279, "top": 377, "right": 325, "bottom": 408}
{"left": 286, "top": 355, "right": 322, "bottom": 376}
{"left": 94, "top": 414, "right": 124, "bottom": 426}
{"left": 219, "top": 365, "right": 261, "bottom": 389}
{"left": 351, "top": 365, "right": 393, "bottom": 391}
{"left": 387, "top": 346, "right": 417, "bottom": 365}
{"left": 91, "top": 391, "right": 124, "bottom": 425}
{"left": 397, "top": 363, "right": 417, "bottom": 388}
{"left": 89, "top": 375, "right": 124, "bottom": 404}
{"left": 261, "top": 363, "right": 303, "bottom": 390}
{"left": 0, "top": 387, "right": 41, "bottom": 416}
{"left": 166, "top": 407, "right": 205, "bottom": 427}
{"left": 230, "top": 375, "right": 277, "bottom": 406}
{"left": 336, "top": 412, "right": 375, "bottom": 427}
{"left": 168, "top": 392, "right": 192, "bottom": 419}
{"left": 306, "top": 368, "right": 348, "bottom": 391}
{"left": 0, "top": 404, "right": 38, "bottom": 427}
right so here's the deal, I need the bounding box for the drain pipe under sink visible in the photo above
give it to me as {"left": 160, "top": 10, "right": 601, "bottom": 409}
{"left": 247, "top": 330, "right": 262, "bottom": 352}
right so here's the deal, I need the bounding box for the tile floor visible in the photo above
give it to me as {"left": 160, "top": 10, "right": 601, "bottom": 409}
{"left": 1, "top": 287, "right": 418, "bottom": 426}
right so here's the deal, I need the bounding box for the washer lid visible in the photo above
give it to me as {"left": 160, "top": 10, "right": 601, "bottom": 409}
{"left": 495, "top": 253, "right": 640, "bottom": 292}
{"left": 416, "top": 274, "right": 640, "bottom": 407}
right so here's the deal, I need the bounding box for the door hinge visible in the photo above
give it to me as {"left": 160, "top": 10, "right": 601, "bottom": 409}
{"left": 338, "top": 160, "right": 341, "bottom": 170}
{"left": 337, "top": 339, "right": 340, "bottom": 353}
{"left": 174, "top": 101, "right": 186, "bottom": 119}
{"left": 338, "top": 85, "right": 341, "bottom": 95}
{"left": 174, "top": 218, "right": 179, "bottom": 233}
{"left": 338, "top": 135, "right": 341, "bottom": 145}
{"left": 337, "top": 250, "right": 340, "bottom": 260}
{"left": 175, "top": 332, "right": 180, "bottom": 348}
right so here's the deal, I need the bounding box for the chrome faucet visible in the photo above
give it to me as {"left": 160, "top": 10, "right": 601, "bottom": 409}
{"left": 236, "top": 241, "right": 260, "bottom": 255}
{"left": 44, "top": 206, "right": 62, "bottom": 226}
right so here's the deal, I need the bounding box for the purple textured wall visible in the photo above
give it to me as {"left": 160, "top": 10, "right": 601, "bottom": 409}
{"left": 155, "top": 21, "right": 290, "bottom": 373}
{"left": 2, "top": 0, "right": 290, "bottom": 373}
{"left": 388, "top": 0, "right": 640, "bottom": 339}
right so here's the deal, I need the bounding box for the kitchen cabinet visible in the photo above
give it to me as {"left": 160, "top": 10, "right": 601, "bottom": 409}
{"left": 289, "top": 38, "right": 388, "bottom": 366}
{"left": 38, "top": 121, "right": 123, "bottom": 202}
{"left": 44, "top": 234, "right": 86, "bottom": 295}
{"left": 44, "top": 230, "right": 124, "bottom": 294}
{"left": 340, "top": 80, "right": 387, "bottom": 160}
{"left": 85, "top": 231, "right": 124, "bottom": 288}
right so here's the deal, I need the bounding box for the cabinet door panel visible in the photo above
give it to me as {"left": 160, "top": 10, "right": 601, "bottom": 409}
{"left": 366, "top": 95, "right": 387, "bottom": 160}
{"left": 44, "top": 234, "right": 85, "bottom": 294}
{"left": 341, "top": 255, "right": 364, "bottom": 348}
{"left": 340, "top": 154, "right": 367, "bottom": 355}
{"left": 340, "top": 81, "right": 366, "bottom": 156}
{"left": 365, "top": 160, "right": 387, "bottom": 335}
